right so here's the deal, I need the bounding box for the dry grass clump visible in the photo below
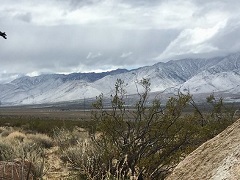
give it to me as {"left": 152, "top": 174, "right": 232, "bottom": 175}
{"left": 1, "top": 128, "right": 53, "bottom": 149}
{"left": 0, "top": 139, "right": 14, "bottom": 160}
{"left": 62, "top": 141, "right": 100, "bottom": 175}
{"left": 18, "top": 142, "right": 46, "bottom": 178}
{"left": 58, "top": 132, "right": 125, "bottom": 179}
{"left": 0, "top": 127, "right": 7, "bottom": 134}
{"left": 6, "top": 131, "right": 27, "bottom": 142}
{"left": 60, "top": 138, "right": 90, "bottom": 162}
{"left": 0, "top": 127, "right": 13, "bottom": 137}
{"left": 51, "top": 127, "right": 94, "bottom": 179}
{"left": 0, "top": 125, "right": 95, "bottom": 179}
{"left": 0, "top": 127, "right": 49, "bottom": 179}
{"left": 27, "top": 133, "right": 54, "bottom": 149}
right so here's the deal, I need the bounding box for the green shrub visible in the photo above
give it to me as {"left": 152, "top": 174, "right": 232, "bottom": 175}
{"left": 65, "top": 79, "right": 236, "bottom": 180}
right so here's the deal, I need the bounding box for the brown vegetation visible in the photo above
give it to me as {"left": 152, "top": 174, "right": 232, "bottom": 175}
{"left": 0, "top": 160, "right": 35, "bottom": 180}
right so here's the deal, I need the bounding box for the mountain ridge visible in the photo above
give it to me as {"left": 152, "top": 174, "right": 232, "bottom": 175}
{"left": 1, "top": 53, "right": 240, "bottom": 105}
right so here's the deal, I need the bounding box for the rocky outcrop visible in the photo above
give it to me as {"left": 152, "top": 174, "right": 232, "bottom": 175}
{"left": 167, "top": 119, "right": 240, "bottom": 180}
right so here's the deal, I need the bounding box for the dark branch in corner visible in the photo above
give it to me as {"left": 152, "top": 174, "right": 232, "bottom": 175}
{"left": 0, "top": 31, "right": 7, "bottom": 39}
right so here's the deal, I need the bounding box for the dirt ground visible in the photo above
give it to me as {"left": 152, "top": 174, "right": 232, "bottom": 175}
{"left": 0, "top": 106, "right": 93, "bottom": 121}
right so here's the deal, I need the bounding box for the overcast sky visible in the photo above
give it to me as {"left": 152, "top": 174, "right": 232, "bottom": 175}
{"left": 0, "top": 0, "right": 240, "bottom": 80}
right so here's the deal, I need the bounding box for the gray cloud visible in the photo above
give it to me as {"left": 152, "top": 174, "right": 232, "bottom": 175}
{"left": 57, "top": 0, "right": 162, "bottom": 9}
{"left": 0, "top": 0, "right": 240, "bottom": 81}
{"left": 14, "top": 12, "right": 32, "bottom": 23}
{"left": 210, "top": 19, "right": 240, "bottom": 53}
{"left": 0, "top": 20, "right": 179, "bottom": 74}
{"left": 62, "top": 0, "right": 101, "bottom": 8}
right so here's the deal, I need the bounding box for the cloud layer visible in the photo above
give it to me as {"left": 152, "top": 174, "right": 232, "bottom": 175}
{"left": 0, "top": 0, "right": 240, "bottom": 78}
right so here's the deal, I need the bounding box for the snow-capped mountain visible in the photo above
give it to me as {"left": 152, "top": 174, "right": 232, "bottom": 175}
{"left": 179, "top": 53, "right": 240, "bottom": 94}
{"left": 1, "top": 53, "right": 240, "bottom": 105}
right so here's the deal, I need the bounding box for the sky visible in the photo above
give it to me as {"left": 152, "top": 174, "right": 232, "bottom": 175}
{"left": 0, "top": 0, "right": 240, "bottom": 81}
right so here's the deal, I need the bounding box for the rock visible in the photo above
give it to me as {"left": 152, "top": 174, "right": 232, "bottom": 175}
{"left": 167, "top": 119, "right": 240, "bottom": 180}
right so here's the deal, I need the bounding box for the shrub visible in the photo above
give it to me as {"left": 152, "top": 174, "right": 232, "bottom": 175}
{"left": 61, "top": 139, "right": 108, "bottom": 179}
{"left": 23, "top": 143, "right": 46, "bottom": 178}
{"left": 0, "top": 127, "right": 7, "bottom": 134}
{"left": 6, "top": 131, "right": 27, "bottom": 142}
{"left": 27, "top": 133, "right": 54, "bottom": 149}
{"left": 0, "top": 140, "right": 14, "bottom": 160}
{"left": 53, "top": 127, "right": 89, "bottom": 151}
{"left": 65, "top": 79, "right": 236, "bottom": 179}
{"left": 0, "top": 130, "right": 48, "bottom": 179}
{"left": 0, "top": 127, "right": 13, "bottom": 137}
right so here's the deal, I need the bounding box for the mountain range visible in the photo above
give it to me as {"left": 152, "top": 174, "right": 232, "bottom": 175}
{"left": 1, "top": 52, "right": 240, "bottom": 106}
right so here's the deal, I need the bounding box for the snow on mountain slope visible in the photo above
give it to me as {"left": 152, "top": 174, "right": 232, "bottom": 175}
{"left": 20, "top": 80, "right": 102, "bottom": 104}
{"left": 180, "top": 52, "right": 240, "bottom": 94}
{"left": 0, "top": 69, "right": 129, "bottom": 105}
{"left": 0, "top": 52, "right": 240, "bottom": 105}
{"left": 207, "top": 53, "right": 240, "bottom": 74}
{"left": 180, "top": 71, "right": 240, "bottom": 94}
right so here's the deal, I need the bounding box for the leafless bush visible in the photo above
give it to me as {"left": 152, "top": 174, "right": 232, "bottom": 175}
{"left": 53, "top": 127, "right": 88, "bottom": 151}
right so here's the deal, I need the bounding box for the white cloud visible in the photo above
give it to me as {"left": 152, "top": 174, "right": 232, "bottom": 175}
{"left": 157, "top": 14, "right": 228, "bottom": 60}
{"left": 0, "top": 0, "right": 198, "bottom": 29}
{"left": 26, "top": 71, "right": 41, "bottom": 77}
{"left": 86, "top": 52, "right": 102, "bottom": 59}
{"left": 120, "top": 52, "right": 132, "bottom": 58}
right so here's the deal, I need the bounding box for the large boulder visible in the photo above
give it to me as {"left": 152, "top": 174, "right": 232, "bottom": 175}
{"left": 167, "top": 119, "right": 240, "bottom": 180}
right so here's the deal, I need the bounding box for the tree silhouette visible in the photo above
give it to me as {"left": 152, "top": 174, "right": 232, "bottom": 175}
{"left": 0, "top": 31, "right": 7, "bottom": 39}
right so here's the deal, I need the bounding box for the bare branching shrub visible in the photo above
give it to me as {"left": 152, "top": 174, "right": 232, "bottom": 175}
{"left": 62, "top": 138, "right": 112, "bottom": 180}
{"left": 53, "top": 128, "right": 79, "bottom": 150}
{"left": 53, "top": 126, "right": 103, "bottom": 179}
{"left": 53, "top": 127, "right": 88, "bottom": 151}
